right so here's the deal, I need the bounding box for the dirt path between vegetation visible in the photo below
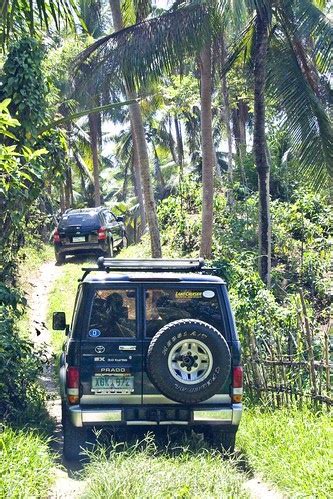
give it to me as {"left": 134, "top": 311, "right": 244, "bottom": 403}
{"left": 29, "top": 259, "right": 284, "bottom": 499}
{"left": 29, "top": 260, "right": 87, "bottom": 499}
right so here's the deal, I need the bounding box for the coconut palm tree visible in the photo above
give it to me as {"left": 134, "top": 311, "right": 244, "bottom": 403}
{"left": 108, "top": 0, "right": 162, "bottom": 257}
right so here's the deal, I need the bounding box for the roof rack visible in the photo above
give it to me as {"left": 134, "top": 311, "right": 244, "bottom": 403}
{"left": 80, "top": 257, "right": 216, "bottom": 281}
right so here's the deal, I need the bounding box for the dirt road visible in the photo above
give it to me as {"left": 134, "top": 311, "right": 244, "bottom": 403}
{"left": 29, "top": 260, "right": 86, "bottom": 499}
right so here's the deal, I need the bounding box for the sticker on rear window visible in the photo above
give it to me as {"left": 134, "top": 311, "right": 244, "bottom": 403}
{"left": 175, "top": 291, "right": 202, "bottom": 299}
{"left": 203, "top": 290, "right": 215, "bottom": 298}
{"left": 89, "top": 328, "right": 101, "bottom": 338}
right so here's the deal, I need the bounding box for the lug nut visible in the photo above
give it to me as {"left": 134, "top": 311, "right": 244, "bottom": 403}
{"left": 194, "top": 363, "right": 198, "bottom": 367}
{"left": 193, "top": 355, "right": 198, "bottom": 360}
{"left": 187, "top": 367, "right": 191, "bottom": 372}
{"left": 180, "top": 363, "right": 185, "bottom": 367}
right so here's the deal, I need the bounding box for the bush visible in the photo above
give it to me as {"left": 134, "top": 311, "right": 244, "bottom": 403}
{"left": 0, "top": 285, "right": 48, "bottom": 425}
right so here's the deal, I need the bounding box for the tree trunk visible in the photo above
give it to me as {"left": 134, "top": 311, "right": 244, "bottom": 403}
{"left": 153, "top": 142, "right": 165, "bottom": 194}
{"left": 60, "top": 186, "right": 65, "bottom": 214}
{"left": 168, "top": 115, "right": 178, "bottom": 164}
{"left": 253, "top": 14, "right": 271, "bottom": 286}
{"left": 73, "top": 148, "right": 95, "bottom": 186}
{"left": 199, "top": 43, "right": 214, "bottom": 259}
{"left": 129, "top": 101, "right": 162, "bottom": 256}
{"left": 88, "top": 113, "right": 101, "bottom": 206}
{"left": 109, "top": 0, "right": 162, "bottom": 257}
{"left": 221, "top": 33, "right": 234, "bottom": 204}
{"left": 174, "top": 116, "right": 183, "bottom": 167}
{"left": 64, "top": 168, "right": 72, "bottom": 209}
{"left": 132, "top": 134, "right": 146, "bottom": 234}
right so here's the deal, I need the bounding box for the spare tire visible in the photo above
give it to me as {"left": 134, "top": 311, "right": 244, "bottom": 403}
{"left": 146, "top": 319, "right": 231, "bottom": 404}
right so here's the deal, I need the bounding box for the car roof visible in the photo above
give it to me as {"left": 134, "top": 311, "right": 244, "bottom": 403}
{"left": 64, "top": 207, "right": 107, "bottom": 215}
{"left": 82, "top": 272, "right": 225, "bottom": 284}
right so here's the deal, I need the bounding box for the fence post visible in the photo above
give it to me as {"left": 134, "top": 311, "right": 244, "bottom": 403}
{"left": 299, "top": 289, "right": 317, "bottom": 398}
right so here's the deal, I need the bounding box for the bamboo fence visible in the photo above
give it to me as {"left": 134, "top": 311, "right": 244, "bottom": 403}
{"left": 243, "top": 290, "right": 332, "bottom": 408}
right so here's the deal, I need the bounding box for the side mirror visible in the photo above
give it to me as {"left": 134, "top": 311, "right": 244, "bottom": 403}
{"left": 116, "top": 215, "right": 124, "bottom": 223}
{"left": 53, "top": 311, "right": 66, "bottom": 330}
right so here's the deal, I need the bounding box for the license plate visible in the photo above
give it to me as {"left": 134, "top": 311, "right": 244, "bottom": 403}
{"left": 91, "top": 375, "right": 134, "bottom": 393}
{"left": 72, "top": 236, "right": 85, "bottom": 242}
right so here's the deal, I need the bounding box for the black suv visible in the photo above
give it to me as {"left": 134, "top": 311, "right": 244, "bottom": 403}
{"left": 53, "top": 258, "right": 243, "bottom": 460}
{"left": 53, "top": 207, "right": 127, "bottom": 264}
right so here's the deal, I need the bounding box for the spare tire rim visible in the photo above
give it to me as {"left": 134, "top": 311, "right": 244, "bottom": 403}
{"left": 168, "top": 339, "right": 213, "bottom": 384}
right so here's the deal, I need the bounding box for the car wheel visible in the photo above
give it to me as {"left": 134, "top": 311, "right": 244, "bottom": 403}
{"left": 55, "top": 251, "right": 65, "bottom": 265}
{"left": 121, "top": 234, "right": 128, "bottom": 249}
{"left": 63, "top": 409, "right": 88, "bottom": 461}
{"left": 203, "top": 427, "right": 236, "bottom": 453}
{"left": 105, "top": 238, "right": 114, "bottom": 258}
{"left": 146, "top": 319, "right": 231, "bottom": 404}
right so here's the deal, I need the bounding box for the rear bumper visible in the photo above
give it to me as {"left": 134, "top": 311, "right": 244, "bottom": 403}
{"left": 68, "top": 404, "right": 243, "bottom": 428}
{"left": 55, "top": 242, "right": 106, "bottom": 254}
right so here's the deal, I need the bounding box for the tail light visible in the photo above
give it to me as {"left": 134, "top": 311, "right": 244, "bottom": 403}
{"left": 232, "top": 366, "right": 243, "bottom": 403}
{"left": 67, "top": 367, "right": 79, "bottom": 404}
{"left": 53, "top": 228, "right": 60, "bottom": 243}
{"left": 97, "top": 227, "right": 107, "bottom": 240}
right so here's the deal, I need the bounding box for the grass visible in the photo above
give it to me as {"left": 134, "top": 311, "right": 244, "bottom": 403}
{"left": 82, "top": 433, "right": 249, "bottom": 499}
{"left": 0, "top": 425, "right": 55, "bottom": 498}
{"left": 238, "top": 406, "right": 333, "bottom": 498}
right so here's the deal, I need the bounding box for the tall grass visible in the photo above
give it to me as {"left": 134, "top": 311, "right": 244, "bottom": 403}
{"left": 82, "top": 433, "right": 249, "bottom": 499}
{"left": 0, "top": 427, "right": 55, "bottom": 498}
{"left": 238, "top": 406, "right": 333, "bottom": 498}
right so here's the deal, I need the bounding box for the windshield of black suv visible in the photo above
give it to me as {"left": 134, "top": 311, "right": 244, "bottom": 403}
{"left": 59, "top": 212, "right": 99, "bottom": 228}
{"left": 145, "top": 288, "right": 224, "bottom": 337}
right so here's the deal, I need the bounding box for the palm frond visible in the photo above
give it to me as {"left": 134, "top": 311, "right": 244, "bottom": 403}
{"left": 291, "top": 0, "right": 333, "bottom": 73}
{"left": 267, "top": 33, "right": 333, "bottom": 187}
{"left": 222, "top": 17, "right": 256, "bottom": 72}
{"left": 76, "top": 3, "right": 218, "bottom": 90}
{"left": 0, "top": 0, "right": 84, "bottom": 46}
{"left": 39, "top": 98, "right": 138, "bottom": 133}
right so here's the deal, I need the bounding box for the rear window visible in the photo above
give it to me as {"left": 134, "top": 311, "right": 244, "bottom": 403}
{"left": 88, "top": 289, "right": 136, "bottom": 338}
{"left": 59, "top": 213, "right": 99, "bottom": 227}
{"left": 145, "top": 288, "right": 224, "bottom": 338}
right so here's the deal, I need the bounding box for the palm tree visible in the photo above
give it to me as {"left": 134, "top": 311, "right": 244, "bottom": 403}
{"left": 108, "top": 0, "right": 162, "bottom": 257}
{"left": 199, "top": 43, "right": 215, "bottom": 258}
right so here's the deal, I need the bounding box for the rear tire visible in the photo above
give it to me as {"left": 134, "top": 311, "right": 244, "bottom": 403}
{"left": 121, "top": 234, "right": 128, "bottom": 249}
{"left": 55, "top": 251, "right": 65, "bottom": 264}
{"left": 204, "top": 427, "right": 236, "bottom": 453}
{"left": 63, "top": 409, "right": 88, "bottom": 461}
{"left": 105, "top": 238, "right": 114, "bottom": 258}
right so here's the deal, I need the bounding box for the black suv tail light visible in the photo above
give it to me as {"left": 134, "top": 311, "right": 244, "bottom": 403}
{"left": 67, "top": 367, "right": 79, "bottom": 404}
{"left": 232, "top": 366, "right": 243, "bottom": 403}
{"left": 97, "top": 227, "right": 107, "bottom": 240}
{"left": 53, "top": 228, "right": 60, "bottom": 243}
